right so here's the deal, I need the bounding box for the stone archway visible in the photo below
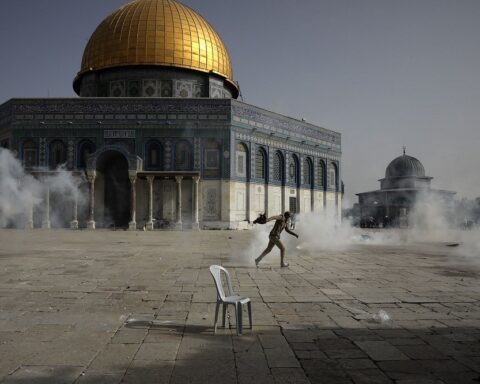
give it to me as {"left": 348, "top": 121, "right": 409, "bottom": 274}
{"left": 84, "top": 145, "right": 142, "bottom": 229}
{"left": 97, "top": 150, "right": 131, "bottom": 227}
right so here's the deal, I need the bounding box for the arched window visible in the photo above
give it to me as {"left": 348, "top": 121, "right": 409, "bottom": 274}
{"left": 49, "top": 140, "right": 66, "bottom": 169}
{"left": 78, "top": 140, "right": 95, "bottom": 169}
{"left": 255, "top": 147, "right": 266, "bottom": 180}
{"left": 174, "top": 141, "right": 192, "bottom": 171}
{"left": 204, "top": 140, "right": 220, "bottom": 177}
{"left": 317, "top": 160, "right": 325, "bottom": 188}
{"left": 303, "top": 158, "right": 313, "bottom": 186}
{"left": 328, "top": 162, "right": 338, "bottom": 190}
{"left": 236, "top": 143, "right": 248, "bottom": 178}
{"left": 289, "top": 154, "right": 300, "bottom": 186}
{"left": 23, "top": 140, "right": 37, "bottom": 168}
{"left": 146, "top": 141, "right": 163, "bottom": 170}
{"left": 273, "top": 151, "right": 284, "bottom": 183}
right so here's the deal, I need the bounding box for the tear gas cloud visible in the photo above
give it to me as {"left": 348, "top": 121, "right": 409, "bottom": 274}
{"left": 0, "top": 148, "right": 86, "bottom": 228}
{"left": 236, "top": 195, "right": 479, "bottom": 265}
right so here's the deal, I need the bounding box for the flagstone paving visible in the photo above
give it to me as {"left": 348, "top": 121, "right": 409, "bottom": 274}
{"left": 0, "top": 229, "right": 479, "bottom": 383}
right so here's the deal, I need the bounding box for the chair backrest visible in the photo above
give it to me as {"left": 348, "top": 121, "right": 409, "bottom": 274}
{"left": 209, "top": 265, "right": 234, "bottom": 301}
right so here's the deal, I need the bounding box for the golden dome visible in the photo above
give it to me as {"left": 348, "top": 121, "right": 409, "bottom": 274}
{"left": 78, "top": 0, "right": 236, "bottom": 86}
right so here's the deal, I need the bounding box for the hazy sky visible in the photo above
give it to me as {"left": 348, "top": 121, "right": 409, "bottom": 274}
{"left": 1, "top": 0, "right": 479, "bottom": 206}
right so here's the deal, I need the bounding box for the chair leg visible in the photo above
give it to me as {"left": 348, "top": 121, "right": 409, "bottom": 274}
{"left": 247, "top": 301, "right": 252, "bottom": 329}
{"left": 222, "top": 303, "right": 227, "bottom": 328}
{"left": 237, "top": 302, "right": 243, "bottom": 335}
{"left": 214, "top": 301, "right": 220, "bottom": 334}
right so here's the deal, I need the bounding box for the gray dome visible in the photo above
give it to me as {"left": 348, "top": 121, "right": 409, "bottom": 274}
{"left": 385, "top": 154, "right": 425, "bottom": 178}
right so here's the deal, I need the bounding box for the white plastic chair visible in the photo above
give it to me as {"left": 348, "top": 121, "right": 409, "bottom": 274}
{"left": 209, "top": 265, "right": 252, "bottom": 335}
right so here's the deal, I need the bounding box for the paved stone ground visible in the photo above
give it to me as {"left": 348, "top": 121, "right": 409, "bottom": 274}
{"left": 0, "top": 229, "right": 479, "bottom": 384}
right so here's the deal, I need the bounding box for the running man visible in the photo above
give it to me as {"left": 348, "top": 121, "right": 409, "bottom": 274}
{"left": 254, "top": 211, "right": 299, "bottom": 268}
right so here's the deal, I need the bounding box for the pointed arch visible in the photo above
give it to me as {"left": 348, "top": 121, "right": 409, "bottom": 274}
{"left": 49, "top": 140, "right": 66, "bottom": 169}
{"left": 236, "top": 142, "right": 249, "bottom": 179}
{"left": 303, "top": 157, "right": 313, "bottom": 187}
{"left": 255, "top": 146, "right": 267, "bottom": 181}
{"left": 317, "top": 159, "right": 326, "bottom": 189}
{"left": 328, "top": 162, "right": 339, "bottom": 191}
{"left": 272, "top": 150, "right": 285, "bottom": 184}
{"left": 174, "top": 140, "right": 193, "bottom": 171}
{"left": 289, "top": 154, "right": 300, "bottom": 187}
{"left": 146, "top": 140, "right": 163, "bottom": 170}
{"left": 78, "top": 140, "right": 96, "bottom": 169}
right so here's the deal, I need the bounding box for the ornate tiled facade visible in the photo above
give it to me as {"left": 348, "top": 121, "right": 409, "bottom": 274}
{"left": 0, "top": 98, "right": 342, "bottom": 229}
{"left": 0, "top": 0, "right": 343, "bottom": 230}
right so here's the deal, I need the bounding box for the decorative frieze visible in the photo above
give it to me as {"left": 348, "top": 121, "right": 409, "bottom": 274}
{"left": 234, "top": 132, "right": 340, "bottom": 161}
{"left": 9, "top": 99, "right": 232, "bottom": 115}
{"left": 231, "top": 100, "right": 340, "bottom": 145}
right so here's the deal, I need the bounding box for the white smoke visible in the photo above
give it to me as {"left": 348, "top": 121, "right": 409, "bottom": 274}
{"left": 0, "top": 148, "right": 86, "bottom": 228}
{"left": 236, "top": 211, "right": 360, "bottom": 266}
{"left": 0, "top": 148, "right": 42, "bottom": 227}
{"left": 236, "top": 194, "right": 479, "bottom": 266}
{"left": 398, "top": 193, "right": 480, "bottom": 260}
{"left": 406, "top": 192, "right": 455, "bottom": 242}
{"left": 289, "top": 211, "right": 361, "bottom": 252}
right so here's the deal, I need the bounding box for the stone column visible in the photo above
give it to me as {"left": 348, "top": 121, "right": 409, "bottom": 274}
{"left": 146, "top": 176, "right": 155, "bottom": 230}
{"left": 87, "top": 171, "right": 96, "bottom": 230}
{"left": 175, "top": 175, "right": 183, "bottom": 230}
{"left": 192, "top": 176, "right": 200, "bottom": 230}
{"left": 25, "top": 203, "right": 34, "bottom": 229}
{"left": 42, "top": 186, "right": 51, "bottom": 229}
{"left": 70, "top": 191, "right": 79, "bottom": 229}
{"left": 128, "top": 172, "right": 137, "bottom": 231}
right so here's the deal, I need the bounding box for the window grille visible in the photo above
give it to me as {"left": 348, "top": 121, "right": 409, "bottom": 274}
{"left": 303, "top": 158, "right": 312, "bottom": 185}
{"left": 255, "top": 148, "right": 265, "bottom": 179}
{"left": 175, "top": 141, "right": 192, "bottom": 170}
{"left": 236, "top": 143, "right": 247, "bottom": 177}
{"left": 273, "top": 152, "right": 282, "bottom": 181}
{"left": 289, "top": 155, "right": 299, "bottom": 184}
{"left": 49, "top": 141, "right": 65, "bottom": 169}
{"left": 329, "top": 163, "right": 337, "bottom": 189}
{"left": 317, "top": 161, "right": 325, "bottom": 187}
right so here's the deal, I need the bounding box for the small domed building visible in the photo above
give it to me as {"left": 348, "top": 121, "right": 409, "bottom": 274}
{"left": 356, "top": 150, "right": 455, "bottom": 227}
{"left": 0, "top": 0, "right": 342, "bottom": 230}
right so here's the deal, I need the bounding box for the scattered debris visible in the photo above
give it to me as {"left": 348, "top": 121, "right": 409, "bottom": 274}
{"left": 446, "top": 243, "right": 460, "bottom": 247}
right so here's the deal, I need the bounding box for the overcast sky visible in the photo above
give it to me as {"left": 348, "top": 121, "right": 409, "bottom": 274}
{"left": 1, "top": 0, "right": 479, "bottom": 206}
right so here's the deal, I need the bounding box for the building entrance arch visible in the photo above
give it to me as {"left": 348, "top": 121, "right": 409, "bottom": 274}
{"left": 97, "top": 150, "right": 131, "bottom": 227}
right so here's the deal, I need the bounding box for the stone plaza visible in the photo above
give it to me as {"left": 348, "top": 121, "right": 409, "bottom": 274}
{"left": 0, "top": 229, "right": 479, "bottom": 383}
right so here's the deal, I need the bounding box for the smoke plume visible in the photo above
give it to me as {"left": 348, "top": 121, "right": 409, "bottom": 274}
{"left": 0, "top": 148, "right": 86, "bottom": 228}
{"left": 236, "top": 195, "right": 479, "bottom": 266}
